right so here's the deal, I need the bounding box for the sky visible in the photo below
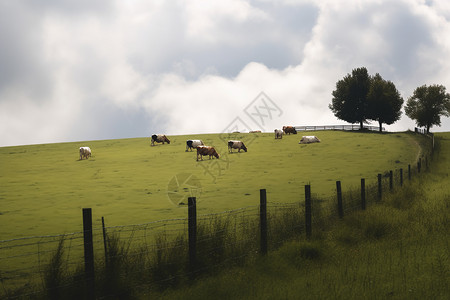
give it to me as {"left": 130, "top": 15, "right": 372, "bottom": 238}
{"left": 1, "top": 0, "right": 450, "bottom": 147}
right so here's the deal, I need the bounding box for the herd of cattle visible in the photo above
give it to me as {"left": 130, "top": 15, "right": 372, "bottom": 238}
{"left": 79, "top": 126, "right": 320, "bottom": 161}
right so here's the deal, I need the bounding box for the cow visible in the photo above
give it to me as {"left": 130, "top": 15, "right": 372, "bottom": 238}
{"left": 151, "top": 134, "right": 170, "bottom": 146}
{"left": 283, "top": 126, "right": 297, "bottom": 135}
{"left": 186, "top": 139, "right": 204, "bottom": 151}
{"left": 299, "top": 136, "right": 321, "bottom": 144}
{"left": 274, "top": 129, "right": 283, "bottom": 139}
{"left": 196, "top": 146, "right": 220, "bottom": 161}
{"left": 79, "top": 147, "right": 91, "bottom": 160}
{"left": 228, "top": 140, "right": 247, "bottom": 153}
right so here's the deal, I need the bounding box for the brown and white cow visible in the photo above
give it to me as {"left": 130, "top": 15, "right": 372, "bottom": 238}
{"left": 186, "top": 139, "right": 204, "bottom": 151}
{"left": 282, "top": 126, "right": 297, "bottom": 135}
{"left": 228, "top": 140, "right": 247, "bottom": 153}
{"left": 196, "top": 146, "right": 220, "bottom": 161}
{"left": 274, "top": 129, "right": 283, "bottom": 139}
{"left": 151, "top": 134, "right": 170, "bottom": 146}
{"left": 79, "top": 147, "right": 91, "bottom": 160}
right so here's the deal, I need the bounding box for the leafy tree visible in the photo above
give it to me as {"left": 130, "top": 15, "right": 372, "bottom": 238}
{"left": 405, "top": 84, "right": 450, "bottom": 133}
{"left": 367, "top": 73, "right": 404, "bottom": 132}
{"left": 329, "top": 67, "right": 371, "bottom": 130}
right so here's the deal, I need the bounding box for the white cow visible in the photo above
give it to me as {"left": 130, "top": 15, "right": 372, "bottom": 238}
{"left": 274, "top": 129, "right": 283, "bottom": 139}
{"left": 299, "top": 136, "right": 321, "bottom": 144}
{"left": 186, "top": 140, "right": 205, "bottom": 151}
{"left": 79, "top": 147, "right": 92, "bottom": 160}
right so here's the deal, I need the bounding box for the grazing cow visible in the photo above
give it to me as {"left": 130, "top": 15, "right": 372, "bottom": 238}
{"left": 228, "top": 140, "right": 247, "bottom": 153}
{"left": 299, "top": 136, "right": 321, "bottom": 144}
{"left": 151, "top": 134, "right": 170, "bottom": 146}
{"left": 196, "top": 146, "right": 220, "bottom": 161}
{"left": 274, "top": 129, "right": 283, "bottom": 139}
{"left": 282, "top": 126, "right": 297, "bottom": 135}
{"left": 79, "top": 147, "right": 91, "bottom": 160}
{"left": 186, "top": 139, "right": 204, "bottom": 151}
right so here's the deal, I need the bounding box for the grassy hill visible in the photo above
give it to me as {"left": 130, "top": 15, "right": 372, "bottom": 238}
{"left": 1, "top": 130, "right": 443, "bottom": 299}
{"left": 150, "top": 132, "right": 449, "bottom": 300}
{"left": 0, "top": 131, "right": 424, "bottom": 240}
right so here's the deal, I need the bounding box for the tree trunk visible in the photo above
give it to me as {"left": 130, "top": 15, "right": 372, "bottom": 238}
{"left": 379, "top": 120, "right": 383, "bottom": 132}
{"left": 426, "top": 124, "right": 430, "bottom": 134}
{"left": 360, "top": 120, "right": 363, "bottom": 130}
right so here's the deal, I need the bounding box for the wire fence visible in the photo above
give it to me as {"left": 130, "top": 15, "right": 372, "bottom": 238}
{"left": 294, "top": 124, "right": 385, "bottom": 132}
{"left": 0, "top": 130, "right": 434, "bottom": 299}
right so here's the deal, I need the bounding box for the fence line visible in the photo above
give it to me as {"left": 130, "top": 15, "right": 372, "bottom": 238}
{"left": 294, "top": 124, "right": 384, "bottom": 132}
{"left": 0, "top": 171, "right": 426, "bottom": 299}
{"left": 1, "top": 131, "right": 435, "bottom": 299}
{"left": 294, "top": 125, "right": 437, "bottom": 136}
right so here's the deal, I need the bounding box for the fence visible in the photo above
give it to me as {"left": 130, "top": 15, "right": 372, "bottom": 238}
{"left": 294, "top": 125, "right": 436, "bottom": 137}
{"left": 294, "top": 124, "right": 385, "bottom": 132}
{"left": 0, "top": 131, "right": 434, "bottom": 299}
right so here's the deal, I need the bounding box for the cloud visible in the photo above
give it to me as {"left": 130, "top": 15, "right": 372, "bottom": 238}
{"left": 1, "top": 0, "right": 450, "bottom": 147}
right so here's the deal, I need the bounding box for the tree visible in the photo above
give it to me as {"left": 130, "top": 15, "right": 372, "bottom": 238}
{"left": 329, "top": 67, "right": 371, "bottom": 130}
{"left": 405, "top": 84, "right": 450, "bottom": 133}
{"left": 367, "top": 73, "right": 404, "bottom": 132}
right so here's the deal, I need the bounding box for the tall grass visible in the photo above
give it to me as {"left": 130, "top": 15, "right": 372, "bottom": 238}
{"left": 43, "top": 238, "right": 65, "bottom": 300}
{"left": 35, "top": 175, "right": 437, "bottom": 299}
{"left": 157, "top": 177, "right": 448, "bottom": 299}
{"left": 36, "top": 174, "right": 443, "bottom": 299}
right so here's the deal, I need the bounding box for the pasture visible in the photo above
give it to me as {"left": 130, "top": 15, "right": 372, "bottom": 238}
{"left": 0, "top": 131, "right": 421, "bottom": 240}
{"left": 156, "top": 132, "right": 449, "bottom": 300}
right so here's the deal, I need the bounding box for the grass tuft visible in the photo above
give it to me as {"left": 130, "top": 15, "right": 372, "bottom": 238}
{"left": 43, "top": 237, "right": 65, "bottom": 300}
{"left": 299, "top": 242, "right": 323, "bottom": 260}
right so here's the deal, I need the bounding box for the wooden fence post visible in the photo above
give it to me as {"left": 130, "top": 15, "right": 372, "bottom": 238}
{"left": 260, "top": 189, "right": 268, "bottom": 255}
{"left": 408, "top": 164, "right": 411, "bottom": 180}
{"left": 400, "top": 169, "right": 403, "bottom": 187}
{"left": 188, "top": 197, "right": 197, "bottom": 275}
{"left": 102, "top": 216, "right": 108, "bottom": 266}
{"left": 361, "top": 178, "right": 366, "bottom": 210}
{"left": 389, "top": 170, "right": 393, "bottom": 190}
{"left": 82, "top": 208, "right": 95, "bottom": 300}
{"left": 377, "top": 174, "right": 382, "bottom": 201}
{"left": 336, "top": 181, "right": 343, "bottom": 218}
{"left": 305, "top": 185, "right": 312, "bottom": 239}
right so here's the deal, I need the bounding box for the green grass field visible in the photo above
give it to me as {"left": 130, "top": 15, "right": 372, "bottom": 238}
{"left": 0, "top": 131, "right": 422, "bottom": 240}
{"left": 152, "top": 132, "right": 449, "bottom": 300}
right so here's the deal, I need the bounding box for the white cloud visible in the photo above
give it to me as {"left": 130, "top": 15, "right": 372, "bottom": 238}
{"left": 1, "top": 0, "right": 450, "bottom": 147}
{"left": 185, "top": 0, "right": 269, "bottom": 43}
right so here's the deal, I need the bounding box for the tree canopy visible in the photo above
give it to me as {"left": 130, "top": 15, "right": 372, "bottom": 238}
{"left": 405, "top": 84, "right": 450, "bottom": 133}
{"left": 367, "top": 73, "right": 404, "bottom": 132}
{"left": 330, "top": 68, "right": 404, "bottom": 131}
{"left": 329, "top": 67, "right": 371, "bottom": 130}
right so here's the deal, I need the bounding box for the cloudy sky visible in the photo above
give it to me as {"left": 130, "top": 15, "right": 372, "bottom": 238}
{"left": 1, "top": 0, "right": 450, "bottom": 147}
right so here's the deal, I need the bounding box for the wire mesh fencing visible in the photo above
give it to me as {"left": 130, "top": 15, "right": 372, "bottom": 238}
{"left": 0, "top": 231, "right": 85, "bottom": 298}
